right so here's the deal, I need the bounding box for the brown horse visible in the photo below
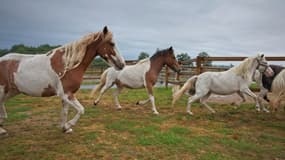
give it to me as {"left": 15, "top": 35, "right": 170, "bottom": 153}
{"left": 91, "top": 47, "right": 181, "bottom": 114}
{"left": 0, "top": 26, "right": 125, "bottom": 135}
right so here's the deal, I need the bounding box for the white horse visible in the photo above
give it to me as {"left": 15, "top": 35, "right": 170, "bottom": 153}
{"left": 270, "top": 69, "right": 285, "bottom": 111}
{"left": 172, "top": 54, "right": 274, "bottom": 115}
{"left": 91, "top": 47, "right": 180, "bottom": 114}
{"left": 0, "top": 26, "right": 125, "bottom": 135}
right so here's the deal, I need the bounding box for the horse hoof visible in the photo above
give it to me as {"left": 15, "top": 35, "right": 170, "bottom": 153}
{"left": 263, "top": 109, "right": 270, "bottom": 113}
{"left": 136, "top": 101, "right": 139, "bottom": 105}
{"left": 64, "top": 128, "right": 73, "bottom": 134}
{"left": 187, "top": 111, "right": 193, "bottom": 115}
{"left": 153, "top": 111, "right": 159, "bottom": 115}
{"left": 116, "top": 107, "right": 122, "bottom": 110}
{"left": 0, "top": 128, "right": 8, "bottom": 137}
{"left": 93, "top": 102, "right": 98, "bottom": 106}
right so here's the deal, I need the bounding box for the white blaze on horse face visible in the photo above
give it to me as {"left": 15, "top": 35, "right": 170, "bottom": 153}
{"left": 112, "top": 45, "right": 125, "bottom": 70}
{"left": 14, "top": 55, "right": 60, "bottom": 97}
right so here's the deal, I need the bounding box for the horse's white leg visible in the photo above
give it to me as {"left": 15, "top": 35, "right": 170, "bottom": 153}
{"left": 241, "top": 88, "right": 263, "bottom": 112}
{"left": 136, "top": 98, "right": 150, "bottom": 105}
{"left": 0, "top": 87, "right": 7, "bottom": 126}
{"left": 186, "top": 94, "right": 201, "bottom": 115}
{"left": 200, "top": 93, "right": 216, "bottom": 113}
{"left": 61, "top": 95, "right": 84, "bottom": 133}
{"left": 113, "top": 87, "right": 123, "bottom": 109}
{"left": 259, "top": 88, "right": 270, "bottom": 112}
{"left": 60, "top": 100, "right": 69, "bottom": 129}
{"left": 149, "top": 95, "right": 159, "bottom": 115}
{"left": 94, "top": 82, "right": 113, "bottom": 105}
{"left": 0, "top": 89, "right": 7, "bottom": 136}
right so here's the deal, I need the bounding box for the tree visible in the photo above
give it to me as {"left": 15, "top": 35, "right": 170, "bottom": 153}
{"left": 198, "top": 51, "right": 212, "bottom": 66}
{"left": 176, "top": 52, "right": 193, "bottom": 66}
{"left": 138, "top": 52, "right": 149, "bottom": 60}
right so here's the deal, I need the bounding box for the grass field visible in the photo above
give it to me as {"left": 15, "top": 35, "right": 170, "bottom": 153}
{"left": 0, "top": 88, "right": 284, "bottom": 160}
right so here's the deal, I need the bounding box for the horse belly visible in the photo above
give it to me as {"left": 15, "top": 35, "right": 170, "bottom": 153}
{"left": 14, "top": 55, "right": 59, "bottom": 97}
{"left": 117, "top": 72, "right": 144, "bottom": 88}
{"left": 206, "top": 73, "right": 240, "bottom": 95}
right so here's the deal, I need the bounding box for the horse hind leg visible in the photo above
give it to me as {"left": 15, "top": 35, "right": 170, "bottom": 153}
{"left": 186, "top": 94, "right": 201, "bottom": 115}
{"left": 200, "top": 93, "right": 216, "bottom": 113}
{"left": 94, "top": 82, "right": 113, "bottom": 106}
{"left": 136, "top": 98, "right": 150, "bottom": 105}
{"left": 113, "top": 87, "right": 123, "bottom": 110}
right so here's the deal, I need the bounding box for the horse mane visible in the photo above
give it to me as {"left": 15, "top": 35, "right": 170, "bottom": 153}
{"left": 229, "top": 56, "right": 256, "bottom": 81}
{"left": 136, "top": 48, "right": 169, "bottom": 64}
{"left": 48, "top": 31, "right": 113, "bottom": 72}
{"left": 272, "top": 69, "right": 285, "bottom": 96}
{"left": 150, "top": 48, "right": 168, "bottom": 61}
{"left": 137, "top": 58, "right": 150, "bottom": 64}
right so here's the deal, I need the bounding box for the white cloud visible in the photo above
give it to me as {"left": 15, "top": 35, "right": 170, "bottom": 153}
{"left": 0, "top": 0, "right": 284, "bottom": 59}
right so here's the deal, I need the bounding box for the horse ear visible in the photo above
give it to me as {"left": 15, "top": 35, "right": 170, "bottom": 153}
{"left": 169, "top": 46, "right": 173, "bottom": 51}
{"left": 103, "top": 26, "right": 108, "bottom": 35}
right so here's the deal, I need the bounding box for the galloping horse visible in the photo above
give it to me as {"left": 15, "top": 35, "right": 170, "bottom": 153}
{"left": 0, "top": 26, "right": 125, "bottom": 135}
{"left": 91, "top": 47, "right": 180, "bottom": 114}
{"left": 172, "top": 54, "right": 274, "bottom": 115}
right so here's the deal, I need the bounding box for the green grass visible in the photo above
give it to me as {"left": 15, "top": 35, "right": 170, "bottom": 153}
{"left": 0, "top": 87, "right": 284, "bottom": 160}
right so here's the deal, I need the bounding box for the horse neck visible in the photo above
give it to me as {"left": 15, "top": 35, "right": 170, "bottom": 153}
{"left": 149, "top": 55, "right": 165, "bottom": 74}
{"left": 76, "top": 42, "right": 99, "bottom": 71}
{"left": 248, "top": 60, "right": 259, "bottom": 80}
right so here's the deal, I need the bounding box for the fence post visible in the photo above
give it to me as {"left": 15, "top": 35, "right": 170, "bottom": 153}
{"left": 165, "top": 66, "right": 169, "bottom": 88}
{"left": 196, "top": 56, "right": 202, "bottom": 74}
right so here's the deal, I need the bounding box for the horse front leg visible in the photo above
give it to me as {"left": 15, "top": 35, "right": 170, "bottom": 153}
{"left": 145, "top": 84, "right": 159, "bottom": 115}
{"left": 61, "top": 94, "right": 84, "bottom": 133}
{"left": 0, "top": 102, "right": 8, "bottom": 136}
{"left": 60, "top": 100, "right": 69, "bottom": 129}
{"left": 241, "top": 88, "right": 265, "bottom": 112}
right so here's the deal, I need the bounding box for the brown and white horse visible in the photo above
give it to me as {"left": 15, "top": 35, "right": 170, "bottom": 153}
{"left": 91, "top": 47, "right": 180, "bottom": 114}
{"left": 0, "top": 26, "right": 125, "bottom": 135}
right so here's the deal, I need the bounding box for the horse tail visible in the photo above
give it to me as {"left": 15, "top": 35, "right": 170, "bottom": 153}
{"left": 90, "top": 69, "right": 108, "bottom": 96}
{"left": 172, "top": 75, "right": 198, "bottom": 106}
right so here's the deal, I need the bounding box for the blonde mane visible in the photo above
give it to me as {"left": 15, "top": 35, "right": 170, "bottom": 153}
{"left": 48, "top": 31, "right": 113, "bottom": 73}
{"left": 229, "top": 56, "right": 256, "bottom": 81}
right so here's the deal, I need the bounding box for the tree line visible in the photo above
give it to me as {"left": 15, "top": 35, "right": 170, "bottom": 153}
{"left": 0, "top": 44, "right": 212, "bottom": 66}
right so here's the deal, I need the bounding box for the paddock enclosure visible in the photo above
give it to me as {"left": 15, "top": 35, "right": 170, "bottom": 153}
{"left": 85, "top": 56, "right": 285, "bottom": 88}
{"left": 0, "top": 56, "right": 285, "bottom": 160}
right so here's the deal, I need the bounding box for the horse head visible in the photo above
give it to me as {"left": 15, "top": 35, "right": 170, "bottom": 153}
{"left": 95, "top": 26, "right": 125, "bottom": 70}
{"left": 164, "top": 46, "right": 181, "bottom": 73}
{"left": 256, "top": 53, "right": 274, "bottom": 77}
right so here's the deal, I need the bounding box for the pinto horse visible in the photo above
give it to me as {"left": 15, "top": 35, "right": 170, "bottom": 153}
{"left": 91, "top": 47, "right": 180, "bottom": 114}
{"left": 0, "top": 26, "right": 125, "bottom": 135}
{"left": 172, "top": 54, "right": 274, "bottom": 115}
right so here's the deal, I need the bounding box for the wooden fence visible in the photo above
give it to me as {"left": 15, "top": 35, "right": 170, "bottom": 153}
{"left": 85, "top": 56, "right": 285, "bottom": 87}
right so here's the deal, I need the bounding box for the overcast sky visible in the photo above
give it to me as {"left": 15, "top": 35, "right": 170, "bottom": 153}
{"left": 0, "top": 0, "right": 284, "bottom": 60}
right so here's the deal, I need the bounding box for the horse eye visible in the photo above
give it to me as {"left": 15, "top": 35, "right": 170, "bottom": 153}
{"left": 110, "top": 42, "right": 115, "bottom": 47}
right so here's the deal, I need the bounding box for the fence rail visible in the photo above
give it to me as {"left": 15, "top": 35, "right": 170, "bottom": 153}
{"left": 85, "top": 56, "right": 285, "bottom": 87}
